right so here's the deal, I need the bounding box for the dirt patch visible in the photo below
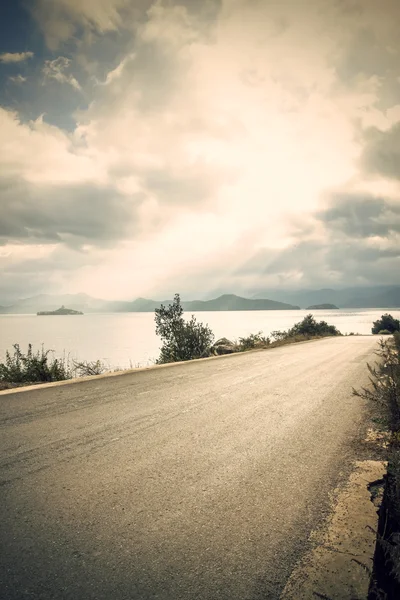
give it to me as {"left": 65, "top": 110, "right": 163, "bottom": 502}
{"left": 280, "top": 460, "right": 386, "bottom": 600}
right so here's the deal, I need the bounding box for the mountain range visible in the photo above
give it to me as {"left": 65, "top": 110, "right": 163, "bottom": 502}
{"left": 0, "top": 286, "right": 399, "bottom": 314}
{"left": 0, "top": 293, "right": 299, "bottom": 314}
{"left": 251, "top": 285, "right": 400, "bottom": 309}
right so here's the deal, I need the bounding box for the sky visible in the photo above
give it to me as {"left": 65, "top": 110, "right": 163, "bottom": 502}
{"left": 0, "top": 0, "right": 400, "bottom": 303}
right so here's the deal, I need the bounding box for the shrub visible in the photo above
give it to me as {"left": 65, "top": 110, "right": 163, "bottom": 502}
{"left": 72, "top": 359, "right": 106, "bottom": 377}
{"left": 270, "top": 330, "right": 288, "bottom": 341}
{"left": 288, "top": 314, "right": 341, "bottom": 337}
{"left": 155, "top": 294, "right": 215, "bottom": 364}
{"left": 238, "top": 332, "right": 270, "bottom": 350}
{"left": 353, "top": 338, "right": 400, "bottom": 431}
{"left": 394, "top": 332, "right": 400, "bottom": 354}
{"left": 0, "top": 343, "right": 71, "bottom": 384}
{"left": 271, "top": 314, "right": 341, "bottom": 341}
{"left": 354, "top": 336, "right": 400, "bottom": 597}
{"left": 372, "top": 314, "right": 400, "bottom": 335}
{"left": 378, "top": 329, "right": 392, "bottom": 335}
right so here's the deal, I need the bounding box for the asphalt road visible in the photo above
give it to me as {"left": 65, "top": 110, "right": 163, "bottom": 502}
{"left": 0, "top": 336, "right": 378, "bottom": 600}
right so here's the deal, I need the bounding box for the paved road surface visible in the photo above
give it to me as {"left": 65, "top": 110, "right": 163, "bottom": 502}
{"left": 0, "top": 336, "right": 378, "bottom": 599}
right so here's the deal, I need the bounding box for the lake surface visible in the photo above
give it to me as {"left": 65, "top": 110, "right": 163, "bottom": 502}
{"left": 1, "top": 309, "right": 399, "bottom": 370}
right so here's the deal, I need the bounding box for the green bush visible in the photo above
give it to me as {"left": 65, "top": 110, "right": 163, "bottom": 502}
{"left": 378, "top": 329, "right": 393, "bottom": 335}
{"left": 353, "top": 338, "right": 400, "bottom": 431}
{"left": 0, "top": 344, "right": 72, "bottom": 384}
{"left": 155, "top": 294, "right": 215, "bottom": 364}
{"left": 289, "top": 314, "right": 341, "bottom": 337}
{"left": 271, "top": 314, "right": 341, "bottom": 341}
{"left": 270, "top": 329, "right": 288, "bottom": 341}
{"left": 238, "top": 332, "right": 270, "bottom": 350}
{"left": 372, "top": 314, "right": 400, "bottom": 335}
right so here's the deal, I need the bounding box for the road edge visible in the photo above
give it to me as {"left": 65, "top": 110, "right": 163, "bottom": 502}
{"left": 0, "top": 337, "right": 325, "bottom": 396}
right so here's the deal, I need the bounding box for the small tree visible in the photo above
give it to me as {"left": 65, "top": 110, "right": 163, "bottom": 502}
{"left": 155, "top": 294, "right": 215, "bottom": 364}
{"left": 372, "top": 314, "right": 400, "bottom": 335}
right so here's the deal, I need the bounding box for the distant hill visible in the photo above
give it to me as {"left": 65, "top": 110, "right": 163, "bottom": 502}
{"left": 182, "top": 294, "right": 299, "bottom": 311}
{"left": 252, "top": 286, "right": 400, "bottom": 309}
{"left": 0, "top": 293, "right": 299, "bottom": 314}
{"left": 306, "top": 304, "right": 338, "bottom": 310}
{"left": 343, "top": 287, "right": 400, "bottom": 308}
{"left": 114, "top": 295, "right": 299, "bottom": 312}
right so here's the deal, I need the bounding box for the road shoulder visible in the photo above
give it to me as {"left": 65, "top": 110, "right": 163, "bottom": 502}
{"left": 281, "top": 424, "right": 387, "bottom": 599}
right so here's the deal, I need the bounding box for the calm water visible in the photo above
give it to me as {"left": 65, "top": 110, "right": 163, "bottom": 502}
{"left": 1, "top": 309, "right": 399, "bottom": 370}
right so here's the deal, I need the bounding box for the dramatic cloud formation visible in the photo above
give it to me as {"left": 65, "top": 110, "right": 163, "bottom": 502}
{"left": 0, "top": 0, "right": 399, "bottom": 302}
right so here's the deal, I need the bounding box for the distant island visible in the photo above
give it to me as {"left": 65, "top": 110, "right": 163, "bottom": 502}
{"left": 37, "top": 305, "right": 83, "bottom": 316}
{"left": 306, "top": 303, "right": 339, "bottom": 310}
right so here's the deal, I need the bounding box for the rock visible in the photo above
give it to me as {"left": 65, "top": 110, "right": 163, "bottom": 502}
{"left": 214, "top": 345, "right": 236, "bottom": 355}
{"left": 210, "top": 338, "right": 237, "bottom": 355}
{"left": 214, "top": 337, "right": 234, "bottom": 346}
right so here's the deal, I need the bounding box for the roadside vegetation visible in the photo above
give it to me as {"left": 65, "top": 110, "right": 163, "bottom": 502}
{"left": 0, "top": 344, "right": 71, "bottom": 387}
{"left": 0, "top": 343, "right": 108, "bottom": 390}
{"left": 155, "top": 294, "right": 214, "bottom": 363}
{"left": 372, "top": 313, "right": 400, "bottom": 335}
{"left": 353, "top": 330, "right": 400, "bottom": 598}
{"left": 154, "top": 295, "right": 342, "bottom": 364}
{"left": 270, "top": 313, "right": 341, "bottom": 341}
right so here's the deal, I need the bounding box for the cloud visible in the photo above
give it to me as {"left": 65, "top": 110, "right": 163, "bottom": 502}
{"left": 361, "top": 122, "right": 400, "bottom": 180}
{"left": 236, "top": 191, "right": 400, "bottom": 290}
{"left": 0, "top": 109, "right": 140, "bottom": 253}
{"left": 318, "top": 194, "right": 400, "bottom": 237}
{"left": 0, "top": 244, "right": 108, "bottom": 303}
{"left": 0, "top": 108, "right": 99, "bottom": 185}
{"left": 9, "top": 75, "right": 27, "bottom": 84}
{"left": 31, "top": 0, "right": 219, "bottom": 51}
{"left": 31, "top": 0, "right": 138, "bottom": 49}
{"left": 99, "top": 53, "right": 135, "bottom": 85}
{"left": 312, "top": 193, "right": 400, "bottom": 284}
{"left": 0, "top": 51, "right": 34, "bottom": 63}
{"left": 0, "top": 177, "right": 137, "bottom": 248}
{"left": 233, "top": 236, "right": 400, "bottom": 292}
{"left": 43, "top": 56, "right": 82, "bottom": 91}
{"left": 334, "top": 1, "right": 400, "bottom": 93}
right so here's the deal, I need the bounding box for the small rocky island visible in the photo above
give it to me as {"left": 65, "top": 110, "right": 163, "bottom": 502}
{"left": 306, "top": 303, "right": 339, "bottom": 310}
{"left": 37, "top": 305, "right": 83, "bottom": 316}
